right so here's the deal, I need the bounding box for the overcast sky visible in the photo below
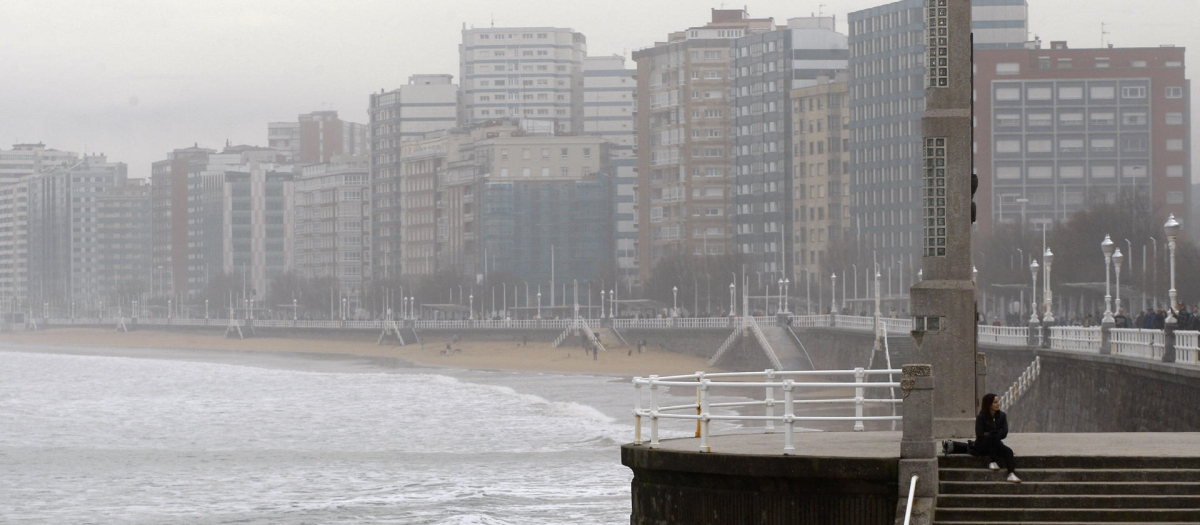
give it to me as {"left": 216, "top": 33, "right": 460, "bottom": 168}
{"left": 2, "top": 0, "right": 1196, "bottom": 179}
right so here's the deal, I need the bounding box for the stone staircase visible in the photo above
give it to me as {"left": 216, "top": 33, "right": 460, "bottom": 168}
{"left": 757, "top": 324, "right": 810, "bottom": 371}
{"left": 935, "top": 455, "right": 1200, "bottom": 524}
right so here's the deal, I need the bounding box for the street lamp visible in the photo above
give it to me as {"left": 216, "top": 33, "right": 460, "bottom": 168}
{"left": 1029, "top": 259, "right": 1040, "bottom": 324}
{"left": 783, "top": 278, "right": 790, "bottom": 313}
{"left": 342, "top": 297, "right": 347, "bottom": 321}
{"left": 469, "top": 294, "right": 474, "bottom": 320}
{"left": 729, "top": 283, "right": 736, "bottom": 316}
{"left": 536, "top": 291, "right": 542, "bottom": 319}
{"left": 610, "top": 289, "right": 616, "bottom": 318}
{"left": 1043, "top": 248, "right": 1055, "bottom": 324}
{"left": 1113, "top": 248, "right": 1124, "bottom": 318}
{"left": 1101, "top": 235, "right": 1115, "bottom": 324}
{"left": 777, "top": 278, "right": 784, "bottom": 313}
{"left": 205, "top": 299, "right": 209, "bottom": 320}
{"left": 600, "top": 289, "right": 606, "bottom": 319}
{"left": 672, "top": 286, "right": 678, "bottom": 317}
{"left": 830, "top": 273, "right": 838, "bottom": 314}
{"left": 1165, "top": 214, "right": 1181, "bottom": 324}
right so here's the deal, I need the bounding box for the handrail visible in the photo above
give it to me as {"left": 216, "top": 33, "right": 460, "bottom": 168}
{"left": 999, "top": 356, "right": 1041, "bottom": 412}
{"left": 706, "top": 325, "right": 744, "bottom": 367}
{"left": 745, "top": 317, "right": 782, "bottom": 369}
{"left": 578, "top": 319, "right": 605, "bottom": 353}
{"left": 632, "top": 368, "right": 903, "bottom": 455}
{"left": 902, "top": 474, "right": 919, "bottom": 525}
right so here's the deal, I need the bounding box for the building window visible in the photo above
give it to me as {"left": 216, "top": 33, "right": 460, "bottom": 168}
{"left": 926, "top": 0, "right": 950, "bottom": 88}
{"left": 1121, "top": 86, "right": 1147, "bottom": 99}
{"left": 1027, "top": 87, "right": 1052, "bottom": 100}
{"left": 996, "top": 63, "right": 1019, "bottom": 75}
{"left": 995, "top": 139, "right": 1021, "bottom": 153}
{"left": 1167, "top": 87, "right": 1185, "bottom": 99}
{"left": 1167, "top": 165, "right": 1185, "bottom": 178}
{"left": 922, "top": 137, "right": 947, "bottom": 257}
{"left": 995, "top": 87, "right": 1020, "bottom": 101}
{"left": 1121, "top": 111, "right": 1148, "bottom": 126}
{"left": 1131, "top": 60, "right": 1147, "bottom": 68}
{"left": 1095, "top": 57, "right": 1110, "bottom": 68}
{"left": 1058, "top": 86, "right": 1083, "bottom": 100}
{"left": 1091, "top": 165, "right": 1116, "bottom": 179}
{"left": 1167, "top": 112, "right": 1184, "bottom": 125}
{"left": 1090, "top": 86, "right": 1115, "bottom": 100}
{"left": 1167, "top": 191, "right": 1186, "bottom": 204}
{"left": 1167, "top": 139, "right": 1184, "bottom": 151}
{"left": 1027, "top": 166, "right": 1052, "bottom": 179}
{"left": 1060, "top": 165, "right": 1085, "bottom": 179}
{"left": 1122, "top": 165, "right": 1147, "bottom": 178}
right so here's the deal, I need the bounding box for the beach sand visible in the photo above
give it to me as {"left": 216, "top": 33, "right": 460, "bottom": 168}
{"left": 0, "top": 328, "right": 722, "bottom": 377}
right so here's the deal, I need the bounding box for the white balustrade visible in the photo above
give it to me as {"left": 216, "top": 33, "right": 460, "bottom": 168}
{"left": 632, "top": 369, "right": 904, "bottom": 455}
{"left": 999, "top": 356, "right": 1041, "bottom": 412}
{"left": 788, "top": 315, "right": 831, "bottom": 328}
{"left": 1049, "top": 326, "right": 1102, "bottom": 353}
{"left": 1174, "top": 330, "right": 1200, "bottom": 365}
{"left": 977, "top": 325, "right": 1029, "bottom": 347}
{"left": 1110, "top": 328, "right": 1161, "bottom": 360}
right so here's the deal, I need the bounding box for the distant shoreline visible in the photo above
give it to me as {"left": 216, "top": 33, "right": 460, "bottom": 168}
{"left": 0, "top": 327, "right": 720, "bottom": 378}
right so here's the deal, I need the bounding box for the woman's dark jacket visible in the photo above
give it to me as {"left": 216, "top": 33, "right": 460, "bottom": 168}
{"left": 975, "top": 410, "right": 1009, "bottom": 443}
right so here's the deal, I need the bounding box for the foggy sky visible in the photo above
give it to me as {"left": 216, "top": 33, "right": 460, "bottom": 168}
{"left": 2, "top": 0, "right": 1195, "bottom": 179}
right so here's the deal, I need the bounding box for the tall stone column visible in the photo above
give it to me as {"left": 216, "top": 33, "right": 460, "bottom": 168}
{"left": 897, "top": 364, "right": 937, "bottom": 525}
{"left": 908, "top": 0, "right": 978, "bottom": 438}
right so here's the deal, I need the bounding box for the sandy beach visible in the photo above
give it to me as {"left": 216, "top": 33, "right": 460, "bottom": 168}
{"left": 0, "top": 327, "right": 722, "bottom": 377}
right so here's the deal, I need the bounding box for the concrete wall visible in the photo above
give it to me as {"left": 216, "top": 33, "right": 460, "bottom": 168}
{"left": 619, "top": 329, "right": 730, "bottom": 359}
{"left": 793, "top": 327, "right": 914, "bottom": 371}
{"left": 622, "top": 445, "right": 897, "bottom": 525}
{"left": 1010, "top": 350, "right": 1200, "bottom": 433}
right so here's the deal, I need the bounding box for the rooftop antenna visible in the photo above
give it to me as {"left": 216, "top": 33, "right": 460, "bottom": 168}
{"left": 490, "top": 13, "right": 496, "bottom": 28}
{"left": 1101, "top": 22, "right": 1110, "bottom": 48}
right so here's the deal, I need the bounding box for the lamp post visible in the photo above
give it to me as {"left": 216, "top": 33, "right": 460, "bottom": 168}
{"left": 600, "top": 289, "right": 606, "bottom": 319}
{"left": 1113, "top": 248, "right": 1123, "bottom": 318}
{"left": 783, "top": 278, "right": 790, "bottom": 313}
{"left": 610, "top": 289, "right": 616, "bottom": 318}
{"left": 1165, "top": 215, "right": 1181, "bottom": 324}
{"left": 342, "top": 297, "right": 347, "bottom": 321}
{"left": 469, "top": 294, "right": 474, "bottom": 320}
{"left": 1101, "top": 235, "right": 1115, "bottom": 324}
{"left": 729, "top": 283, "right": 736, "bottom": 316}
{"left": 536, "top": 291, "right": 542, "bottom": 319}
{"left": 672, "top": 286, "right": 678, "bottom": 317}
{"left": 1043, "top": 248, "right": 1055, "bottom": 324}
{"left": 830, "top": 273, "right": 838, "bottom": 314}
{"left": 205, "top": 299, "right": 209, "bottom": 320}
{"left": 1029, "top": 260, "right": 1040, "bottom": 324}
{"left": 777, "top": 279, "right": 784, "bottom": 313}
{"left": 573, "top": 279, "right": 579, "bottom": 319}
{"left": 852, "top": 264, "right": 859, "bottom": 301}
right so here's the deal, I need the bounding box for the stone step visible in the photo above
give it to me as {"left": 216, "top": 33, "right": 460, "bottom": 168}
{"left": 938, "top": 494, "right": 1200, "bottom": 509}
{"left": 934, "top": 507, "right": 1200, "bottom": 522}
{"left": 941, "top": 455, "right": 1200, "bottom": 470}
{"left": 941, "top": 481, "right": 1200, "bottom": 495}
{"left": 939, "top": 468, "right": 1200, "bottom": 482}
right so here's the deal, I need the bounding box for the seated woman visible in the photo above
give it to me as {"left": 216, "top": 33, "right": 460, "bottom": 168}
{"left": 941, "top": 393, "right": 1021, "bottom": 483}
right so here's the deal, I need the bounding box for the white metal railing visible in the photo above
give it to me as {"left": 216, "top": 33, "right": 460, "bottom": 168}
{"left": 977, "top": 325, "right": 1029, "bottom": 347}
{"left": 552, "top": 326, "right": 572, "bottom": 347}
{"left": 1049, "top": 326, "right": 1101, "bottom": 353}
{"left": 1175, "top": 330, "right": 1200, "bottom": 365}
{"left": 902, "top": 474, "right": 919, "bottom": 525}
{"left": 632, "top": 369, "right": 904, "bottom": 455}
{"left": 745, "top": 317, "right": 782, "bottom": 370}
{"left": 578, "top": 319, "right": 605, "bottom": 353}
{"left": 707, "top": 326, "right": 744, "bottom": 366}
{"left": 1110, "top": 328, "right": 1162, "bottom": 361}
{"left": 882, "top": 317, "right": 913, "bottom": 333}
{"left": 612, "top": 318, "right": 675, "bottom": 329}
{"left": 999, "top": 356, "right": 1041, "bottom": 412}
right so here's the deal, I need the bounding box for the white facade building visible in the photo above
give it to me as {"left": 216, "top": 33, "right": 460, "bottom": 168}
{"left": 459, "top": 27, "right": 586, "bottom": 133}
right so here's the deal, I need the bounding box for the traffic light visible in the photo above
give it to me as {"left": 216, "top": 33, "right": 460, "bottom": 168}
{"left": 971, "top": 171, "right": 979, "bottom": 223}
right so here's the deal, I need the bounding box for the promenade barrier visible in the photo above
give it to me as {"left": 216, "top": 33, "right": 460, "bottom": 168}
{"left": 632, "top": 368, "right": 903, "bottom": 455}
{"left": 977, "top": 325, "right": 1030, "bottom": 347}
{"left": 998, "top": 356, "right": 1041, "bottom": 412}
{"left": 1049, "top": 326, "right": 1102, "bottom": 353}
{"left": 745, "top": 317, "right": 782, "bottom": 370}
{"left": 1175, "top": 330, "right": 1200, "bottom": 365}
{"left": 1111, "top": 328, "right": 1164, "bottom": 360}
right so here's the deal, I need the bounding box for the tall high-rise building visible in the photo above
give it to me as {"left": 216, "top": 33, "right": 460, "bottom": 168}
{"left": 96, "top": 178, "right": 152, "bottom": 309}
{"left": 151, "top": 145, "right": 214, "bottom": 298}
{"left": 847, "top": 0, "right": 1028, "bottom": 286}
{"left": 368, "top": 74, "right": 460, "bottom": 277}
{"left": 974, "top": 41, "right": 1191, "bottom": 234}
{"left": 27, "top": 155, "right": 129, "bottom": 312}
{"left": 790, "top": 73, "right": 851, "bottom": 298}
{"left": 0, "top": 143, "right": 79, "bottom": 182}
{"left": 731, "top": 16, "right": 848, "bottom": 280}
{"left": 268, "top": 111, "right": 366, "bottom": 165}
{"left": 634, "top": 9, "right": 776, "bottom": 282}
{"left": 583, "top": 54, "right": 639, "bottom": 286}
{"left": 459, "top": 27, "right": 587, "bottom": 133}
{"left": 295, "top": 156, "right": 371, "bottom": 309}
{"left": 185, "top": 147, "right": 294, "bottom": 302}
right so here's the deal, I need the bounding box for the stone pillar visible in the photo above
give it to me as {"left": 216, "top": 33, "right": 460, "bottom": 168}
{"left": 1041, "top": 318, "right": 1052, "bottom": 349}
{"left": 975, "top": 353, "right": 987, "bottom": 403}
{"left": 1027, "top": 319, "right": 1040, "bottom": 347}
{"left": 897, "top": 364, "right": 937, "bottom": 525}
{"left": 908, "top": 0, "right": 977, "bottom": 439}
{"left": 1164, "top": 321, "right": 1177, "bottom": 363}
{"left": 1100, "top": 319, "right": 1113, "bottom": 355}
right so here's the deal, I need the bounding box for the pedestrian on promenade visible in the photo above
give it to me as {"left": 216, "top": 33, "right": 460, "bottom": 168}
{"left": 941, "top": 393, "right": 1020, "bottom": 483}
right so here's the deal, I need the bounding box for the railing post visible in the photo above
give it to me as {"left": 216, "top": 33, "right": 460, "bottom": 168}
{"left": 648, "top": 375, "right": 660, "bottom": 447}
{"left": 1164, "top": 324, "right": 1178, "bottom": 363}
{"left": 782, "top": 379, "right": 795, "bottom": 455}
{"left": 1100, "top": 317, "right": 1114, "bottom": 355}
{"left": 854, "top": 367, "right": 866, "bottom": 431}
{"left": 699, "top": 378, "right": 711, "bottom": 453}
{"left": 633, "top": 379, "right": 643, "bottom": 445}
{"left": 764, "top": 369, "right": 776, "bottom": 432}
{"left": 695, "top": 371, "right": 704, "bottom": 438}
{"left": 1041, "top": 319, "right": 1052, "bottom": 349}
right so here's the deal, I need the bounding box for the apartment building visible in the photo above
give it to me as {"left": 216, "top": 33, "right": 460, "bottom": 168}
{"left": 847, "top": 0, "right": 1028, "bottom": 278}
{"left": 584, "top": 54, "right": 639, "bottom": 287}
{"left": 634, "top": 9, "right": 776, "bottom": 281}
{"left": 0, "top": 143, "right": 78, "bottom": 182}
{"left": 268, "top": 111, "right": 367, "bottom": 165}
{"left": 731, "top": 16, "right": 848, "bottom": 279}
{"left": 96, "top": 179, "right": 152, "bottom": 309}
{"left": 791, "top": 73, "right": 852, "bottom": 284}
{"left": 974, "top": 42, "right": 1191, "bottom": 234}
{"left": 295, "top": 156, "right": 370, "bottom": 309}
{"left": 459, "top": 26, "right": 586, "bottom": 133}
{"left": 151, "top": 145, "right": 214, "bottom": 297}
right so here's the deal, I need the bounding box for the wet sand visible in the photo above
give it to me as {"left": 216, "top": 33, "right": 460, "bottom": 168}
{"left": 0, "top": 327, "right": 722, "bottom": 377}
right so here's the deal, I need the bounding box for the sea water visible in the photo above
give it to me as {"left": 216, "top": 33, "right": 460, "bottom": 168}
{"left": 0, "top": 345, "right": 713, "bottom": 524}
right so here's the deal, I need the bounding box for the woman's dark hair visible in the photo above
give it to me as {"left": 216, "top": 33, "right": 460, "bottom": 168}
{"left": 980, "top": 393, "right": 998, "bottom": 415}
